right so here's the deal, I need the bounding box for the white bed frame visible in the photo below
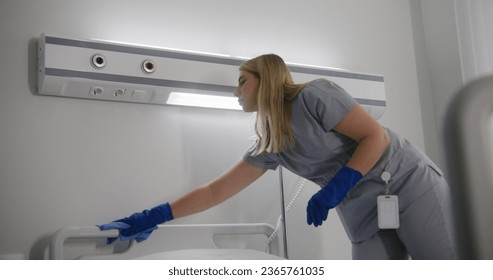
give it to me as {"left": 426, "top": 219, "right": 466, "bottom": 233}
{"left": 49, "top": 223, "right": 282, "bottom": 260}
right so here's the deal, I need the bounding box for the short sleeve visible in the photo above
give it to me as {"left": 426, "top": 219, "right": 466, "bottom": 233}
{"left": 300, "top": 80, "right": 359, "bottom": 132}
{"left": 241, "top": 79, "right": 358, "bottom": 173}
{"left": 242, "top": 147, "right": 279, "bottom": 170}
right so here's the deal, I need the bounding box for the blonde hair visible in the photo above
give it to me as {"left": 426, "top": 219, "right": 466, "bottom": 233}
{"left": 240, "top": 54, "right": 307, "bottom": 155}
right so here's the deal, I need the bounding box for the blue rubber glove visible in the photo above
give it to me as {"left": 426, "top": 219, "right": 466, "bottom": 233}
{"left": 307, "top": 166, "right": 362, "bottom": 227}
{"left": 98, "top": 202, "right": 174, "bottom": 244}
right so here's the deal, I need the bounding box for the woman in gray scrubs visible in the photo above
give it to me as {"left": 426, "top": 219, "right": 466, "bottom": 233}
{"left": 99, "top": 54, "right": 457, "bottom": 259}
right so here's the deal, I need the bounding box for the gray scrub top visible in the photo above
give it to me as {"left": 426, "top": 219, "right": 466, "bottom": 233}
{"left": 243, "top": 79, "right": 445, "bottom": 242}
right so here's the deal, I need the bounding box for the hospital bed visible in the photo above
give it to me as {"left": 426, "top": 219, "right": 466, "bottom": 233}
{"left": 442, "top": 75, "right": 493, "bottom": 259}
{"left": 49, "top": 223, "right": 283, "bottom": 260}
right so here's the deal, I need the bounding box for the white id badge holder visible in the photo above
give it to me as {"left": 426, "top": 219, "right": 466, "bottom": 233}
{"left": 378, "top": 171, "right": 400, "bottom": 229}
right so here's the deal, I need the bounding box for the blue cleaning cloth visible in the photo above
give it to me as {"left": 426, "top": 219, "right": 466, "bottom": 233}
{"left": 97, "top": 222, "right": 157, "bottom": 244}
{"left": 98, "top": 202, "right": 174, "bottom": 244}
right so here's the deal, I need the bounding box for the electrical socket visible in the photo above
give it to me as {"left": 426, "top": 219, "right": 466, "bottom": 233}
{"left": 113, "top": 88, "right": 126, "bottom": 97}
{"left": 89, "top": 86, "right": 103, "bottom": 96}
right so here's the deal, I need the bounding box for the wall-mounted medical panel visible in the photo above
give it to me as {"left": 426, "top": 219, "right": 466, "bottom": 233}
{"left": 37, "top": 34, "right": 386, "bottom": 118}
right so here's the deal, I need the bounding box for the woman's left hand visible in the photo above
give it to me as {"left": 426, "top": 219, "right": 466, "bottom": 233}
{"left": 306, "top": 166, "right": 362, "bottom": 227}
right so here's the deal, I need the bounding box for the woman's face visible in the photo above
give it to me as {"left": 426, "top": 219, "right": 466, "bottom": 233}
{"left": 235, "top": 71, "right": 259, "bottom": 112}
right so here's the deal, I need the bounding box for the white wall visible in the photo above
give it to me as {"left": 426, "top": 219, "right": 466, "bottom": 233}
{"left": 0, "top": 0, "right": 425, "bottom": 259}
{"left": 409, "top": 0, "right": 463, "bottom": 166}
{"left": 453, "top": 0, "right": 493, "bottom": 200}
{"left": 411, "top": 0, "right": 493, "bottom": 166}
{"left": 454, "top": 0, "right": 493, "bottom": 84}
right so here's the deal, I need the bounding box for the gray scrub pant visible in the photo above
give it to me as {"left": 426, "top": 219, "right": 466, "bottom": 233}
{"left": 351, "top": 178, "right": 457, "bottom": 260}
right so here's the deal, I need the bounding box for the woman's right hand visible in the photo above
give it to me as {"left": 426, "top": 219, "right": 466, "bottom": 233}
{"left": 98, "top": 202, "right": 174, "bottom": 243}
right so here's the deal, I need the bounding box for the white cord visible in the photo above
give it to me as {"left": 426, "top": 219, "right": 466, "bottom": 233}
{"left": 265, "top": 178, "right": 307, "bottom": 250}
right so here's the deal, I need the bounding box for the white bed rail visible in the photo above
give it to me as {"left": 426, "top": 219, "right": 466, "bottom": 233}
{"left": 442, "top": 75, "right": 493, "bottom": 259}
{"left": 49, "top": 223, "right": 280, "bottom": 260}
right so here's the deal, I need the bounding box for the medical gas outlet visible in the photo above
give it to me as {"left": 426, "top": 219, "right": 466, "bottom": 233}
{"left": 37, "top": 34, "right": 386, "bottom": 118}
